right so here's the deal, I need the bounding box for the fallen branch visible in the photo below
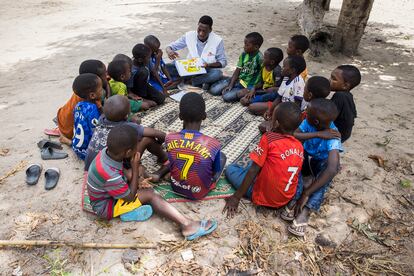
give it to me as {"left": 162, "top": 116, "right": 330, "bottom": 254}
{"left": 0, "top": 160, "right": 27, "bottom": 184}
{"left": 0, "top": 240, "right": 157, "bottom": 249}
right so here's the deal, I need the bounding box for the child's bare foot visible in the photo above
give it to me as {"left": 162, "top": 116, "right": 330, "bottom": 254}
{"left": 59, "top": 135, "right": 72, "bottom": 146}
{"left": 287, "top": 207, "right": 310, "bottom": 237}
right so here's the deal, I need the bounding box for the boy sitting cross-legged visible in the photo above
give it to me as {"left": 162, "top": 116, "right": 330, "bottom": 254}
{"left": 222, "top": 102, "right": 304, "bottom": 217}
{"left": 249, "top": 55, "right": 306, "bottom": 117}
{"left": 281, "top": 98, "right": 342, "bottom": 237}
{"left": 130, "top": 43, "right": 166, "bottom": 106}
{"left": 239, "top": 47, "right": 284, "bottom": 106}
{"left": 166, "top": 92, "right": 226, "bottom": 200}
{"left": 87, "top": 124, "right": 217, "bottom": 240}
{"left": 209, "top": 32, "right": 264, "bottom": 101}
{"left": 108, "top": 59, "right": 150, "bottom": 113}
{"left": 85, "top": 95, "right": 169, "bottom": 182}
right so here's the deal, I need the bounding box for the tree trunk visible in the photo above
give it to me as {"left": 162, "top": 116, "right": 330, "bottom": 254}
{"left": 323, "top": 0, "right": 331, "bottom": 11}
{"left": 298, "top": 0, "right": 332, "bottom": 56}
{"left": 333, "top": 0, "right": 375, "bottom": 56}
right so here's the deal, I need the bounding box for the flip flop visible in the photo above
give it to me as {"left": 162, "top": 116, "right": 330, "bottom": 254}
{"left": 25, "top": 164, "right": 42, "bottom": 185}
{"left": 287, "top": 220, "right": 308, "bottom": 237}
{"left": 280, "top": 206, "right": 295, "bottom": 222}
{"left": 44, "top": 168, "right": 60, "bottom": 190}
{"left": 185, "top": 219, "right": 218, "bottom": 241}
{"left": 44, "top": 128, "right": 60, "bottom": 137}
{"left": 120, "top": 205, "right": 153, "bottom": 222}
{"left": 37, "top": 139, "right": 63, "bottom": 150}
{"left": 41, "top": 147, "right": 68, "bottom": 160}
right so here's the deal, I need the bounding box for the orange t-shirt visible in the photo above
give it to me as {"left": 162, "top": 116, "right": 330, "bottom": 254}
{"left": 57, "top": 93, "right": 102, "bottom": 139}
{"left": 250, "top": 132, "right": 304, "bottom": 208}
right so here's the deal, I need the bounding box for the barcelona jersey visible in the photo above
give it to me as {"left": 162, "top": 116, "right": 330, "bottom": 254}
{"left": 166, "top": 130, "right": 221, "bottom": 200}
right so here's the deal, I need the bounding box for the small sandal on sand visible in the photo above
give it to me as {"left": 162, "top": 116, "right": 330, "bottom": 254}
{"left": 280, "top": 206, "right": 295, "bottom": 222}
{"left": 44, "top": 127, "right": 61, "bottom": 137}
{"left": 44, "top": 167, "right": 60, "bottom": 190}
{"left": 287, "top": 220, "right": 308, "bottom": 237}
{"left": 120, "top": 205, "right": 153, "bottom": 222}
{"left": 26, "top": 164, "right": 42, "bottom": 185}
{"left": 186, "top": 219, "right": 218, "bottom": 241}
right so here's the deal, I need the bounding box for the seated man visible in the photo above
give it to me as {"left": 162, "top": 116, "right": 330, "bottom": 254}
{"left": 166, "top": 15, "right": 227, "bottom": 90}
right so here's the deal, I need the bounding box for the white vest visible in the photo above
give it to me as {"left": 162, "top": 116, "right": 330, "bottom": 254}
{"left": 185, "top": 30, "right": 222, "bottom": 64}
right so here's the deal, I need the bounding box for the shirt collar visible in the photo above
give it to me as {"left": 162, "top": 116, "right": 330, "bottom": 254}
{"left": 102, "top": 147, "right": 123, "bottom": 170}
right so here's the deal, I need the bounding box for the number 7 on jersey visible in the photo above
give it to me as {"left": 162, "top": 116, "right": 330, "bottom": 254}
{"left": 284, "top": 167, "right": 299, "bottom": 192}
{"left": 176, "top": 153, "right": 195, "bottom": 180}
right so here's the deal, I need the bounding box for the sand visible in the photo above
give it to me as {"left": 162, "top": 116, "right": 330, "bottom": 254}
{"left": 0, "top": 0, "right": 413, "bottom": 275}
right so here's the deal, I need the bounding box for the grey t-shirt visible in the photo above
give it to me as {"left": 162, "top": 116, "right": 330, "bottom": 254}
{"left": 84, "top": 116, "right": 144, "bottom": 171}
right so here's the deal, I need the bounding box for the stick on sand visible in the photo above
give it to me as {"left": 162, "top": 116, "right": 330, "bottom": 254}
{"left": 0, "top": 240, "right": 157, "bottom": 249}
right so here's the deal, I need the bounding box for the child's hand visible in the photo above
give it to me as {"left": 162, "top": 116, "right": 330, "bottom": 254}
{"left": 156, "top": 49, "right": 163, "bottom": 59}
{"left": 156, "top": 132, "right": 166, "bottom": 144}
{"left": 317, "top": 129, "right": 342, "bottom": 140}
{"left": 129, "top": 94, "right": 142, "bottom": 101}
{"left": 164, "top": 80, "right": 174, "bottom": 89}
{"left": 263, "top": 109, "right": 271, "bottom": 121}
{"left": 222, "top": 195, "right": 240, "bottom": 218}
{"left": 294, "top": 194, "right": 309, "bottom": 216}
{"left": 245, "top": 90, "right": 255, "bottom": 100}
{"left": 139, "top": 177, "right": 153, "bottom": 189}
{"left": 131, "top": 152, "right": 141, "bottom": 171}
{"left": 222, "top": 85, "right": 232, "bottom": 94}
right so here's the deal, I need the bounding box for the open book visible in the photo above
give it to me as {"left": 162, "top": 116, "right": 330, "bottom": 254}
{"left": 174, "top": 57, "right": 207, "bottom": 77}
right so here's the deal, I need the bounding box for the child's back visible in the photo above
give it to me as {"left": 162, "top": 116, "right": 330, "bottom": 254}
{"left": 72, "top": 74, "right": 103, "bottom": 160}
{"left": 166, "top": 93, "right": 223, "bottom": 200}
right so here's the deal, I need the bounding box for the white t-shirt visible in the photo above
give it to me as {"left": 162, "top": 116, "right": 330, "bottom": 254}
{"left": 278, "top": 76, "right": 305, "bottom": 109}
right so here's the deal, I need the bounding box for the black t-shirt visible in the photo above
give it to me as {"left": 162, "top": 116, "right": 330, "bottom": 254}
{"left": 331, "top": 91, "right": 357, "bottom": 142}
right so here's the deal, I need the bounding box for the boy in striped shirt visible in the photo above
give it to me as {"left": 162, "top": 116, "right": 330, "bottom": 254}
{"left": 87, "top": 124, "right": 217, "bottom": 240}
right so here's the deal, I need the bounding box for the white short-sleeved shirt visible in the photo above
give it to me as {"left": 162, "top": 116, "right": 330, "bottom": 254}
{"left": 278, "top": 76, "right": 305, "bottom": 109}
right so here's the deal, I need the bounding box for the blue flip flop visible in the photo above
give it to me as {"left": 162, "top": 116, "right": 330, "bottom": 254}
{"left": 185, "top": 219, "right": 218, "bottom": 241}
{"left": 120, "top": 205, "right": 153, "bottom": 222}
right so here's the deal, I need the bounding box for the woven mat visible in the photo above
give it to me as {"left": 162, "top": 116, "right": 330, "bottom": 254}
{"left": 82, "top": 93, "right": 263, "bottom": 212}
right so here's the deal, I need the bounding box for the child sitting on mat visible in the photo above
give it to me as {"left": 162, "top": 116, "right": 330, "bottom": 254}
{"left": 281, "top": 99, "right": 342, "bottom": 237}
{"left": 108, "top": 59, "right": 154, "bottom": 112}
{"left": 130, "top": 43, "right": 166, "bottom": 106}
{"left": 72, "top": 73, "right": 103, "bottom": 159}
{"left": 87, "top": 124, "right": 217, "bottom": 240}
{"left": 286, "top": 34, "right": 310, "bottom": 80}
{"left": 249, "top": 55, "right": 306, "bottom": 117}
{"left": 144, "top": 35, "right": 177, "bottom": 95}
{"left": 165, "top": 92, "right": 226, "bottom": 200}
{"left": 239, "top": 47, "right": 284, "bottom": 106}
{"left": 222, "top": 102, "right": 304, "bottom": 217}
{"left": 84, "top": 95, "right": 169, "bottom": 182}
{"left": 56, "top": 59, "right": 108, "bottom": 145}
{"left": 258, "top": 76, "right": 332, "bottom": 134}
{"left": 209, "top": 32, "right": 264, "bottom": 101}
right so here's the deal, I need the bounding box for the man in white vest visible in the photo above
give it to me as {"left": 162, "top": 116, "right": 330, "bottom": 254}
{"left": 166, "top": 15, "right": 227, "bottom": 93}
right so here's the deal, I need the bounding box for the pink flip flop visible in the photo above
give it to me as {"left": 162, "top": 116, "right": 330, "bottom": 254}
{"left": 44, "top": 128, "right": 61, "bottom": 137}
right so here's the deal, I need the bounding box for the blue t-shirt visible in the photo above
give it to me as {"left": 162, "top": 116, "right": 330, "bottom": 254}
{"left": 149, "top": 55, "right": 168, "bottom": 81}
{"left": 299, "top": 119, "right": 343, "bottom": 160}
{"left": 72, "top": 101, "right": 100, "bottom": 160}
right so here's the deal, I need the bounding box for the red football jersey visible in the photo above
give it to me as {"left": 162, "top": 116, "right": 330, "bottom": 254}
{"left": 250, "top": 132, "right": 304, "bottom": 208}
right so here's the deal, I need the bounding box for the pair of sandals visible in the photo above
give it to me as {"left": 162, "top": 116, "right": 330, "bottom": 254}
{"left": 120, "top": 205, "right": 217, "bottom": 241}
{"left": 280, "top": 206, "right": 307, "bottom": 237}
{"left": 26, "top": 164, "right": 60, "bottom": 190}
{"left": 38, "top": 139, "right": 68, "bottom": 160}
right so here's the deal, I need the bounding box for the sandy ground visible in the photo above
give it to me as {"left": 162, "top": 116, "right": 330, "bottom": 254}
{"left": 0, "top": 0, "right": 413, "bottom": 275}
